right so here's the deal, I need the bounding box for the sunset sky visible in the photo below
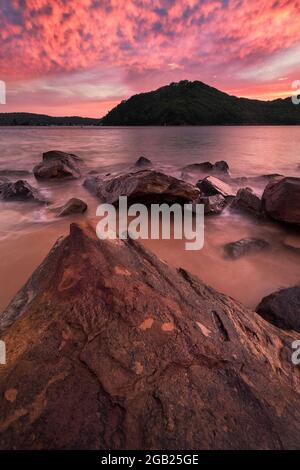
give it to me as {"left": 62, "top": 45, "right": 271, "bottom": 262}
{"left": 1, "top": 0, "right": 300, "bottom": 117}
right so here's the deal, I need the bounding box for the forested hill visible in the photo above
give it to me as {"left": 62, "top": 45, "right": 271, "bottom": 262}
{"left": 101, "top": 80, "right": 300, "bottom": 126}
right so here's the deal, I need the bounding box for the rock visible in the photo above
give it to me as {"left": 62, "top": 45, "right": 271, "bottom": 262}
{"left": 214, "top": 160, "right": 229, "bottom": 174}
{"left": 0, "top": 169, "right": 31, "bottom": 177}
{"left": 0, "top": 179, "right": 46, "bottom": 203}
{"left": 182, "top": 161, "right": 229, "bottom": 177}
{"left": 197, "top": 194, "right": 226, "bottom": 215}
{"left": 197, "top": 176, "right": 236, "bottom": 198}
{"left": 0, "top": 221, "right": 300, "bottom": 449}
{"left": 135, "top": 156, "right": 152, "bottom": 167}
{"left": 57, "top": 198, "right": 88, "bottom": 217}
{"left": 33, "top": 150, "right": 83, "bottom": 180}
{"left": 230, "top": 187, "right": 262, "bottom": 215}
{"left": 224, "top": 238, "right": 270, "bottom": 259}
{"left": 262, "top": 177, "right": 300, "bottom": 225}
{"left": 256, "top": 285, "right": 300, "bottom": 332}
{"left": 84, "top": 170, "right": 200, "bottom": 205}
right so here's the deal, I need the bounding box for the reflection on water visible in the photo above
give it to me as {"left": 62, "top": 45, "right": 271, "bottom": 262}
{"left": 0, "top": 126, "right": 300, "bottom": 312}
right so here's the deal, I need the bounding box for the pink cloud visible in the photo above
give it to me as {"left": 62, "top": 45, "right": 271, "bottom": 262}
{"left": 1, "top": 0, "right": 300, "bottom": 116}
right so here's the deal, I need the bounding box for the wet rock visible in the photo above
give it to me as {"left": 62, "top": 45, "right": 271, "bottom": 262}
{"left": 262, "top": 177, "right": 300, "bottom": 225}
{"left": 182, "top": 161, "right": 230, "bottom": 178}
{"left": 135, "top": 156, "right": 152, "bottom": 168}
{"left": 256, "top": 285, "right": 300, "bottom": 332}
{"left": 84, "top": 170, "right": 200, "bottom": 204}
{"left": 0, "top": 221, "right": 300, "bottom": 449}
{"left": 57, "top": 198, "right": 88, "bottom": 217}
{"left": 197, "top": 176, "right": 236, "bottom": 198}
{"left": 0, "top": 169, "right": 31, "bottom": 177}
{"left": 0, "top": 179, "right": 46, "bottom": 203}
{"left": 214, "top": 160, "right": 229, "bottom": 174}
{"left": 224, "top": 237, "right": 270, "bottom": 259}
{"left": 33, "top": 150, "right": 83, "bottom": 180}
{"left": 230, "top": 187, "right": 262, "bottom": 215}
{"left": 197, "top": 194, "right": 226, "bottom": 215}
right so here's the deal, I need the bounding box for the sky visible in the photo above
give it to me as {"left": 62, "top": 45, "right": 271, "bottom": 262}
{"left": 1, "top": 0, "right": 300, "bottom": 118}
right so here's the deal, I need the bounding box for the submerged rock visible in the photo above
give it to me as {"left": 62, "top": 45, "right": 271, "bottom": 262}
{"left": 84, "top": 170, "right": 200, "bottom": 204}
{"left": 0, "top": 169, "right": 31, "bottom": 177}
{"left": 230, "top": 187, "right": 262, "bottom": 216}
{"left": 256, "top": 285, "right": 300, "bottom": 332}
{"left": 0, "top": 221, "right": 300, "bottom": 449}
{"left": 224, "top": 237, "right": 269, "bottom": 259}
{"left": 197, "top": 176, "right": 236, "bottom": 198}
{"left": 0, "top": 179, "right": 46, "bottom": 203}
{"left": 262, "top": 177, "right": 300, "bottom": 225}
{"left": 57, "top": 198, "right": 88, "bottom": 217}
{"left": 182, "top": 160, "right": 230, "bottom": 178}
{"left": 197, "top": 194, "right": 226, "bottom": 215}
{"left": 135, "top": 156, "right": 152, "bottom": 167}
{"left": 33, "top": 150, "right": 83, "bottom": 180}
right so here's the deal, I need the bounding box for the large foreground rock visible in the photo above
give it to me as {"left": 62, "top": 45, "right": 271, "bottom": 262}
{"left": 33, "top": 150, "right": 83, "bottom": 180}
{"left": 0, "top": 222, "right": 300, "bottom": 449}
{"left": 256, "top": 286, "right": 300, "bottom": 332}
{"left": 0, "top": 180, "right": 46, "bottom": 203}
{"left": 262, "top": 177, "right": 300, "bottom": 225}
{"left": 84, "top": 170, "right": 200, "bottom": 204}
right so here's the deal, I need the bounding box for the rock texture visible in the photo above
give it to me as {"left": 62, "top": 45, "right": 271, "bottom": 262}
{"left": 197, "top": 176, "right": 236, "bottom": 198}
{"left": 0, "top": 180, "right": 46, "bottom": 203}
{"left": 262, "top": 177, "right": 300, "bottom": 225}
{"left": 33, "top": 150, "right": 83, "bottom": 180}
{"left": 256, "top": 286, "right": 300, "bottom": 332}
{"left": 0, "top": 221, "right": 300, "bottom": 449}
{"left": 230, "top": 187, "right": 262, "bottom": 216}
{"left": 224, "top": 238, "right": 269, "bottom": 259}
{"left": 57, "top": 198, "right": 88, "bottom": 217}
{"left": 84, "top": 170, "right": 200, "bottom": 204}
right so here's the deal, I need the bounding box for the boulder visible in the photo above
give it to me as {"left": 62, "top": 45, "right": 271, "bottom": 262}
{"left": 256, "top": 285, "right": 300, "bottom": 332}
{"left": 230, "top": 187, "right": 262, "bottom": 215}
{"left": 182, "top": 161, "right": 229, "bottom": 178}
{"left": 57, "top": 198, "right": 88, "bottom": 217}
{"left": 84, "top": 170, "right": 200, "bottom": 205}
{"left": 262, "top": 177, "right": 300, "bottom": 225}
{"left": 197, "top": 176, "right": 236, "bottom": 198}
{"left": 224, "top": 238, "right": 269, "bottom": 259}
{"left": 214, "top": 160, "right": 229, "bottom": 174}
{"left": 135, "top": 156, "right": 152, "bottom": 168}
{"left": 0, "top": 179, "right": 46, "bottom": 203}
{"left": 0, "top": 221, "right": 300, "bottom": 449}
{"left": 197, "top": 194, "right": 226, "bottom": 215}
{"left": 33, "top": 150, "right": 83, "bottom": 180}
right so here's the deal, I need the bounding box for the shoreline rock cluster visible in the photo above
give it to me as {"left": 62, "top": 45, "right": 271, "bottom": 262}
{"left": 1, "top": 151, "right": 300, "bottom": 345}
